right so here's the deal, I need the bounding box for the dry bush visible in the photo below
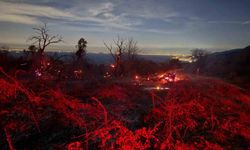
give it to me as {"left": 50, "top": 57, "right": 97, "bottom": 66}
{"left": 148, "top": 78, "right": 250, "bottom": 149}
{"left": 0, "top": 67, "right": 108, "bottom": 149}
{"left": 1, "top": 66, "right": 249, "bottom": 149}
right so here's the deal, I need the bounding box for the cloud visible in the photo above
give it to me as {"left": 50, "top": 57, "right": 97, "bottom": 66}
{"left": 242, "top": 21, "right": 250, "bottom": 25}
{"left": 66, "top": 1, "right": 142, "bottom": 29}
{"left": 0, "top": 14, "right": 38, "bottom": 25}
{"left": 0, "top": 1, "right": 107, "bottom": 24}
{"left": 0, "top": 1, "right": 78, "bottom": 24}
{"left": 204, "top": 20, "right": 250, "bottom": 25}
{"left": 87, "top": 2, "right": 114, "bottom": 17}
{"left": 0, "top": 1, "right": 141, "bottom": 31}
{"left": 0, "top": 0, "right": 206, "bottom": 35}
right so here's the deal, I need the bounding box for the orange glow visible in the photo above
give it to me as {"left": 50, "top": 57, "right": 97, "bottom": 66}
{"left": 158, "top": 74, "right": 164, "bottom": 78}
{"left": 110, "top": 64, "right": 115, "bottom": 68}
{"left": 74, "top": 69, "right": 82, "bottom": 73}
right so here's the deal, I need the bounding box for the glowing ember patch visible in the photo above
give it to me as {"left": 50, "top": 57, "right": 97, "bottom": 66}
{"left": 158, "top": 74, "right": 164, "bottom": 78}
{"left": 74, "top": 69, "right": 83, "bottom": 79}
{"left": 104, "top": 72, "right": 111, "bottom": 78}
{"left": 74, "top": 70, "right": 82, "bottom": 73}
{"left": 110, "top": 64, "right": 115, "bottom": 68}
{"left": 144, "top": 86, "right": 170, "bottom": 91}
{"left": 35, "top": 69, "right": 42, "bottom": 77}
{"left": 67, "top": 141, "right": 82, "bottom": 150}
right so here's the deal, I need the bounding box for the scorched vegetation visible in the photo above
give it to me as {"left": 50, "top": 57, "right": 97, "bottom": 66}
{"left": 0, "top": 66, "right": 249, "bottom": 149}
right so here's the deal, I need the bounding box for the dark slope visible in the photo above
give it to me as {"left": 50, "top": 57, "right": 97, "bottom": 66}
{"left": 186, "top": 46, "right": 250, "bottom": 88}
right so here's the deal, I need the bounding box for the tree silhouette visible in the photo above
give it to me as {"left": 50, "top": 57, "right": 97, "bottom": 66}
{"left": 27, "top": 23, "right": 62, "bottom": 76}
{"left": 28, "top": 45, "right": 37, "bottom": 54}
{"left": 191, "top": 49, "right": 209, "bottom": 74}
{"left": 191, "top": 49, "right": 209, "bottom": 62}
{"left": 29, "top": 23, "right": 63, "bottom": 54}
{"left": 126, "top": 38, "right": 139, "bottom": 61}
{"left": 75, "top": 38, "right": 87, "bottom": 60}
{"left": 104, "top": 37, "right": 139, "bottom": 77}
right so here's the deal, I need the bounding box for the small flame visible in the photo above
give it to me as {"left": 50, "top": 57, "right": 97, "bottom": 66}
{"left": 35, "top": 69, "right": 42, "bottom": 77}
{"left": 158, "top": 74, "right": 164, "bottom": 78}
{"left": 110, "top": 64, "right": 115, "bottom": 68}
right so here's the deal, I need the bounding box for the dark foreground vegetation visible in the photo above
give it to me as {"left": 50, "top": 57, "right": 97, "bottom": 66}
{"left": 1, "top": 66, "right": 249, "bottom": 149}
{"left": 0, "top": 24, "right": 250, "bottom": 149}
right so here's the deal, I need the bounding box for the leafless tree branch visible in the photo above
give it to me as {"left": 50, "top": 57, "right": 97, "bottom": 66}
{"left": 28, "top": 23, "right": 63, "bottom": 54}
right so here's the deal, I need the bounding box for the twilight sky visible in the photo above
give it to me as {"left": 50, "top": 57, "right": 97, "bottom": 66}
{"left": 0, "top": 0, "right": 250, "bottom": 54}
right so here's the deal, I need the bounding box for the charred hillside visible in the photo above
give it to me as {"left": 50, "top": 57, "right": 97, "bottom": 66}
{"left": 186, "top": 46, "right": 250, "bottom": 89}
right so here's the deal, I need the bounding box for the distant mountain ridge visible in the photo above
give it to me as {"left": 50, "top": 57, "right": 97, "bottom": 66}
{"left": 8, "top": 51, "right": 172, "bottom": 64}
{"left": 203, "top": 45, "right": 250, "bottom": 75}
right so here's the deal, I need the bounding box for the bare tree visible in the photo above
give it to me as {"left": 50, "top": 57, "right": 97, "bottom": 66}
{"left": 191, "top": 49, "right": 210, "bottom": 74}
{"left": 104, "top": 37, "right": 139, "bottom": 76}
{"left": 105, "top": 37, "right": 124, "bottom": 61}
{"left": 104, "top": 37, "right": 125, "bottom": 76}
{"left": 126, "top": 38, "right": 139, "bottom": 61}
{"left": 29, "top": 23, "right": 63, "bottom": 54}
{"left": 27, "top": 23, "right": 63, "bottom": 77}
{"left": 191, "top": 49, "right": 209, "bottom": 62}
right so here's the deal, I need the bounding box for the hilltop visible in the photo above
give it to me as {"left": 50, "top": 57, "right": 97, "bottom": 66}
{"left": 185, "top": 46, "right": 250, "bottom": 89}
